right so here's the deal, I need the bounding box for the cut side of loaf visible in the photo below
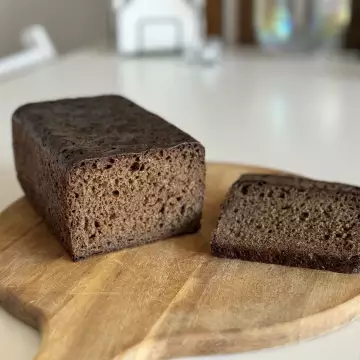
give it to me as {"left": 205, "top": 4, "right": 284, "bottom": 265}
{"left": 13, "top": 95, "right": 205, "bottom": 261}
{"left": 211, "top": 174, "right": 360, "bottom": 273}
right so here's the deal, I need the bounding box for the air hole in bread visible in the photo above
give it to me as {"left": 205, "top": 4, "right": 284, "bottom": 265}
{"left": 241, "top": 185, "right": 249, "bottom": 195}
{"left": 130, "top": 161, "right": 140, "bottom": 171}
{"left": 180, "top": 205, "right": 186, "bottom": 215}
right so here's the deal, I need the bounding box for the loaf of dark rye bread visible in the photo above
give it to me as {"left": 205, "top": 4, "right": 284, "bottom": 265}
{"left": 13, "top": 95, "right": 205, "bottom": 261}
{"left": 211, "top": 174, "right": 360, "bottom": 273}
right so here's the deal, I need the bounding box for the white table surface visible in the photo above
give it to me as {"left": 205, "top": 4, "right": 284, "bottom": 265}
{"left": 2, "top": 49, "right": 360, "bottom": 360}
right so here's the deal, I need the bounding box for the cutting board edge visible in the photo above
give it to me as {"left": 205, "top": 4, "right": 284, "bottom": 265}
{"left": 118, "top": 294, "right": 360, "bottom": 359}
{"left": 1, "top": 257, "right": 360, "bottom": 360}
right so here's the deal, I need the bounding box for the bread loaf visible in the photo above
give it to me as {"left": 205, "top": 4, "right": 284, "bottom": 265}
{"left": 13, "top": 95, "right": 205, "bottom": 260}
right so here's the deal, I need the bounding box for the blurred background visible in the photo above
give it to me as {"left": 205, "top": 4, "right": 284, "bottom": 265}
{"left": 2, "top": 0, "right": 360, "bottom": 78}
{"left": 0, "top": 0, "right": 107, "bottom": 57}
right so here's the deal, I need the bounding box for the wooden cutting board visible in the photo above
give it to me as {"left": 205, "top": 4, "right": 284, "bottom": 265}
{"left": 1, "top": 163, "right": 360, "bottom": 360}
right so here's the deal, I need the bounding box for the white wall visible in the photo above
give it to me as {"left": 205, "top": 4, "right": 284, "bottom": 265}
{"left": 0, "top": 0, "right": 108, "bottom": 57}
{"left": 0, "top": 0, "right": 240, "bottom": 58}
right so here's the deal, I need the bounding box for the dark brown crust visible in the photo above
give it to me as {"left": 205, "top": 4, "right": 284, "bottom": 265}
{"left": 237, "top": 174, "right": 360, "bottom": 194}
{"left": 211, "top": 173, "right": 360, "bottom": 274}
{"left": 211, "top": 243, "right": 360, "bottom": 274}
{"left": 12, "top": 95, "right": 199, "bottom": 169}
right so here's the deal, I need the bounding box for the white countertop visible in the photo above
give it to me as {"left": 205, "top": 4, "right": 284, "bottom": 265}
{"left": 1, "top": 49, "right": 360, "bottom": 359}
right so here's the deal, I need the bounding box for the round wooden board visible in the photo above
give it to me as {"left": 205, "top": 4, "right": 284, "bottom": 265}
{"left": 1, "top": 163, "right": 360, "bottom": 360}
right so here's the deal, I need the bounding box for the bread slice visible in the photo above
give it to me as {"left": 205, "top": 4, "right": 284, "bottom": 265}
{"left": 13, "top": 95, "right": 205, "bottom": 261}
{"left": 211, "top": 174, "right": 360, "bottom": 273}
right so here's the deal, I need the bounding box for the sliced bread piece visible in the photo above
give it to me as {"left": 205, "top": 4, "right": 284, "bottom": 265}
{"left": 211, "top": 174, "right": 360, "bottom": 273}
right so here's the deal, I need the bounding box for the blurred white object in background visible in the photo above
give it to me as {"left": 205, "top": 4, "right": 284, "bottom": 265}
{"left": 111, "top": 0, "right": 222, "bottom": 65}
{"left": 254, "top": 0, "right": 351, "bottom": 53}
{"left": 112, "top": 0, "right": 200, "bottom": 54}
{"left": 184, "top": 0, "right": 223, "bottom": 65}
{"left": 0, "top": 25, "right": 57, "bottom": 78}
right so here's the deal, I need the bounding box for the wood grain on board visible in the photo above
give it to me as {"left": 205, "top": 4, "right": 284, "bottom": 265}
{"left": 1, "top": 163, "right": 360, "bottom": 360}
